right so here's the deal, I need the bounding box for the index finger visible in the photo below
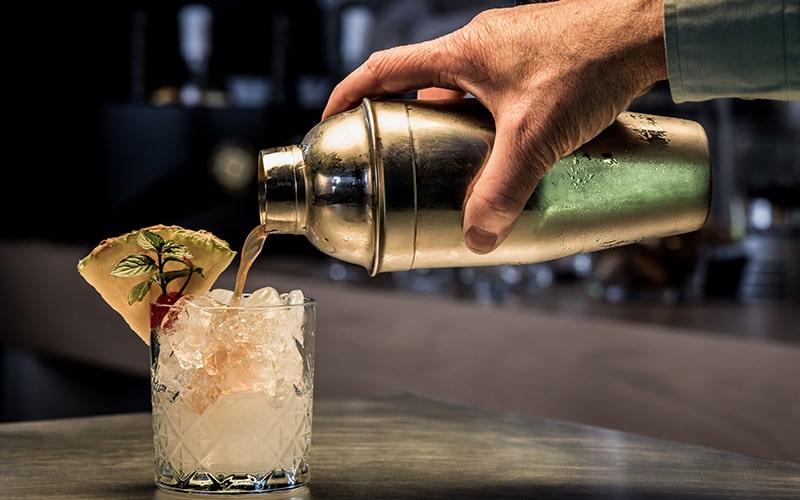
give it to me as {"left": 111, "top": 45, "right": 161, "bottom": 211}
{"left": 322, "top": 43, "right": 450, "bottom": 120}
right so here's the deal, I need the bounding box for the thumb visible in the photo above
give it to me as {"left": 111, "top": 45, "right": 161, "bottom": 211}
{"left": 462, "top": 121, "right": 551, "bottom": 255}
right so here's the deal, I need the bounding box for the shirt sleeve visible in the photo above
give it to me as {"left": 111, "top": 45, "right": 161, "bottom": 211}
{"left": 663, "top": 0, "right": 799, "bottom": 102}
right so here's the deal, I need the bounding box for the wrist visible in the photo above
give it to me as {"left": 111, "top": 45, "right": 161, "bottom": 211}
{"left": 627, "top": 0, "right": 669, "bottom": 85}
{"left": 591, "top": 0, "right": 668, "bottom": 93}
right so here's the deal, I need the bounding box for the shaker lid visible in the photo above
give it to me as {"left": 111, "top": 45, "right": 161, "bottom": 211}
{"left": 258, "top": 146, "right": 306, "bottom": 234}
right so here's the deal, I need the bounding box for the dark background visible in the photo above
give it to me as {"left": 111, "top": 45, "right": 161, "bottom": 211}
{"left": 6, "top": 1, "right": 328, "bottom": 253}
{"left": 6, "top": 1, "right": 797, "bottom": 253}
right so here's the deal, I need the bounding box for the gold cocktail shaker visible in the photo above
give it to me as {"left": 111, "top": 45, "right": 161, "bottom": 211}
{"left": 258, "top": 98, "right": 711, "bottom": 276}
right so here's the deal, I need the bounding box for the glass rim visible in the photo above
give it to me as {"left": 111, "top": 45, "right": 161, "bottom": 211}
{"left": 149, "top": 296, "right": 315, "bottom": 311}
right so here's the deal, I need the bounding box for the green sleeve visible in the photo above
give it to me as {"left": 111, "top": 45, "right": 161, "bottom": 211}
{"left": 664, "top": 0, "right": 799, "bottom": 102}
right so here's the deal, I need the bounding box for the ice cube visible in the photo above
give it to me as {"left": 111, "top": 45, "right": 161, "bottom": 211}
{"left": 282, "top": 289, "right": 305, "bottom": 305}
{"left": 246, "top": 286, "right": 283, "bottom": 306}
{"left": 179, "top": 293, "right": 226, "bottom": 308}
{"left": 160, "top": 294, "right": 227, "bottom": 369}
{"left": 208, "top": 288, "right": 234, "bottom": 304}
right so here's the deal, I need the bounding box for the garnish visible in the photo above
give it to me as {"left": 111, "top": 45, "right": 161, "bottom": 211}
{"left": 77, "top": 224, "right": 236, "bottom": 344}
{"left": 111, "top": 230, "right": 206, "bottom": 305}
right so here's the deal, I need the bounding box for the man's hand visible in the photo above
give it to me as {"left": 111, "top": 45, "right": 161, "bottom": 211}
{"left": 322, "top": 0, "right": 668, "bottom": 254}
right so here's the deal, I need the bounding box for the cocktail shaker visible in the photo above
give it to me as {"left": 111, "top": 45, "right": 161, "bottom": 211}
{"left": 258, "top": 98, "right": 711, "bottom": 276}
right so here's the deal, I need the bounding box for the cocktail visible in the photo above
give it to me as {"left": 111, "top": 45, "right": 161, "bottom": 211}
{"left": 78, "top": 224, "right": 315, "bottom": 494}
{"left": 151, "top": 291, "right": 315, "bottom": 493}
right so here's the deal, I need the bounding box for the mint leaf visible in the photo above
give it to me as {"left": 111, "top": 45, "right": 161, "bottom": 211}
{"left": 112, "top": 254, "right": 157, "bottom": 277}
{"left": 113, "top": 229, "right": 202, "bottom": 304}
{"left": 162, "top": 240, "right": 192, "bottom": 259}
{"left": 137, "top": 231, "right": 164, "bottom": 252}
{"left": 127, "top": 280, "right": 153, "bottom": 305}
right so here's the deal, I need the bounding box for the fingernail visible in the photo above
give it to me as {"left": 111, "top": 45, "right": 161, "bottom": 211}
{"left": 465, "top": 226, "right": 497, "bottom": 254}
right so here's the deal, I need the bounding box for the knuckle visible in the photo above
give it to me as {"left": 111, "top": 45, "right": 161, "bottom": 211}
{"left": 471, "top": 182, "right": 525, "bottom": 223}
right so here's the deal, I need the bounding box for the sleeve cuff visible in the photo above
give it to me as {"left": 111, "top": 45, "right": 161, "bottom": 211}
{"left": 664, "top": 0, "right": 799, "bottom": 102}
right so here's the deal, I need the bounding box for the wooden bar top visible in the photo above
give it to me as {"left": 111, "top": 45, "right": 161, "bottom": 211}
{"left": 1, "top": 394, "right": 798, "bottom": 499}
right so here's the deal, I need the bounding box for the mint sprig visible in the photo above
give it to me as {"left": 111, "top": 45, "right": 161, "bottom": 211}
{"left": 111, "top": 230, "right": 205, "bottom": 305}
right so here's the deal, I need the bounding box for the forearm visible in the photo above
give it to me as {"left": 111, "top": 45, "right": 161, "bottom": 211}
{"left": 664, "top": 0, "right": 799, "bottom": 102}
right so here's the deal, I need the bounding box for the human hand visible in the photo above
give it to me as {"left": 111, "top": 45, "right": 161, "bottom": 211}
{"left": 322, "top": 0, "right": 668, "bottom": 254}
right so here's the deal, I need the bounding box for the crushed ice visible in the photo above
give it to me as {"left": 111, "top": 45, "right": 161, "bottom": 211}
{"left": 155, "top": 287, "right": 309, "bottom": 414}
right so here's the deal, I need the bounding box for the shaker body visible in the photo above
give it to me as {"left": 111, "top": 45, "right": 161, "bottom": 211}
{"left": 259, "top": 98, "right": 711, "bottom": 276}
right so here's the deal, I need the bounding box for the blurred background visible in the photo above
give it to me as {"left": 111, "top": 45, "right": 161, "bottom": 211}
{"left": 2, "top": 0, "right": 798, "bottom": 461}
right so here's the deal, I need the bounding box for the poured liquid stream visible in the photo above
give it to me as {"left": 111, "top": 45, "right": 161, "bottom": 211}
{"left": 230, "top": 224, "right": 268, "bottom": 306}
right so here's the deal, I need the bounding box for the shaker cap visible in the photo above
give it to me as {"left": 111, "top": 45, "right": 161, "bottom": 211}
{"left": 258, "top": 145, "right": 306, "bottom": 234}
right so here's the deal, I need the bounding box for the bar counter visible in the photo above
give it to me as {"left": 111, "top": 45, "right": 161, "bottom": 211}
{"left": 2, "top": 394, "right": 798, "bottom": 499}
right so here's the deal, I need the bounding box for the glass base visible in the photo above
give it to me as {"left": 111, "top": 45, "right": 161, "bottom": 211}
{"left": 155, "top": 466, "right": 310, "bottom": 495}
